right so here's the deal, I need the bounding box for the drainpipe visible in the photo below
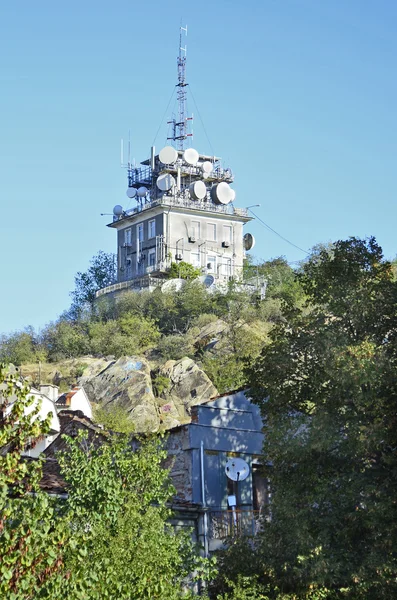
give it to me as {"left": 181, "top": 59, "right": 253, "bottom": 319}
{"left": 200, "top": 440, "right": 209, "bottom": 558}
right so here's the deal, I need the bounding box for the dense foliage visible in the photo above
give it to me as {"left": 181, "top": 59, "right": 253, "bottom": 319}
{"left": 216, "top": 237, "right": 397, "bottom": 599}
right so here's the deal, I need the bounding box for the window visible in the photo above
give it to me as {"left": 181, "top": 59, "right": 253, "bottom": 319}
{"left": 207, "top": 223, "right": 216, "bottom": 241}
{"left": 148, "top": 219, "right": 156, "bottom": 239}
{"left": 207, "top": 255, "right": 216, "bottom": 272}
{"left": 223, "top": 225, "right": 232, "bottom": 243}
{"left": 191, "top": 221, "right": 200, "bottom": 239}
{"left": 137, "top": 223, "right": 144, "bottom": 242}
{"left": 124, "top": 228, "right": 132, "bottom": 245}
{"left": 222, "top": 257, "right": 232, "bottom": 277}
{"left": 148, "top": 249, "right": 156, "bottom": 267}
{"left": 191, "top": 252, "right": 200, "bottom": 268}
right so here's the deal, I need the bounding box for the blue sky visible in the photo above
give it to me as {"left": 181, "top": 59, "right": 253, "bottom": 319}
{"left": 1, "top": 0, "right": 397, "bottom": 334}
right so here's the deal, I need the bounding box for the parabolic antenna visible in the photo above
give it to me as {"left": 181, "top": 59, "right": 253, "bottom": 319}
{"left": 159, "top": 146, "right": 178, "bottom": 165}
{"left": 137, "top": 186, "right": 148, "bottom": 197}
{"left": 211, "top": 182, "right": 233, "bottom": 205}
{"left": 229, "top": 188, "right": 236, "bottom": 202}
{"left": 161, "top": 278, "right": 187, "bottom": 293}
{"left": 183, "top": 147, "right": 199, "bottom": 166}
{"left": 126, "top": 187, "right": 137, "bottom": 199}
{"left": 198, "top": 274, "right": 215, "bottom": 288}
{"left": 157, "top": 173, "right": 175, "bottom": 191}
{"left": 243, "top": 233, "right": 255, "bottom": 251}
{"left": 201, "top": 161, "right": 213, "bottom": 175}
{"left": 225, "top": 458, "right": 250, "bottom": 482}
{"left": 189, "top": 180, "right": 207, "bottom": 200}
{"left": 113, "top": 205, "right": 123, "bottom": 217}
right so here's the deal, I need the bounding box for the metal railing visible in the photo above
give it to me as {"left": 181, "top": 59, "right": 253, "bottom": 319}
{"left": 119, "top": 197, "right": 249, "bottom": 220}
{"left": 208, "top": 510, "right": 262, "bottom": 540}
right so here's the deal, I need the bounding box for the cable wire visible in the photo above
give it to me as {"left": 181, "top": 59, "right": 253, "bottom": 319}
{"left": 188, "top": 86, "right": 215, "bottom": 155}
{"left": 248, "top": 209, "right": 310, "bottom": 255}
{"left": 151, "top": 87, "right": 176, "bottom": 147}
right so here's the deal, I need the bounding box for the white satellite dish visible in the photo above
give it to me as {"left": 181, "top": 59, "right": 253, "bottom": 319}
{"left": 157, "top": 173, "right": 175, "bottom": 191}
{"left": 201, "top": 161, "right": 213, "bottom": 175}
{"left": 159, "top": 146, "right": 178, "bottom": 165}
{"left": 189, "top": 180, "right": 207, "bottom": 200}
{"left": 211, "top": 182, "right": 233, "bottom": 205}
{"left": 225, "top": 458, "right": 250, "bottom": 482}
{"left": 113, "top": 205, "right": 123, "bottom": 216}
{"left": 137, "top": 186, "right": 148, "bottom": 197}
{"left": 126, "top": 187, "right": 137, "bottom": 199}
{"left": 229, "top": 188, "right": 236, "bottom": 202}
{"left": 183, "top": 147, "right": 199, "bottom": 166}
{"left": 243, "top": 233, "right": 255, "bottom": 251}
{"left": 161, "top": 278, "right": 187, "bottom": 293}
{"left": 198, "top": 274, "right": 215, "bottom": 288}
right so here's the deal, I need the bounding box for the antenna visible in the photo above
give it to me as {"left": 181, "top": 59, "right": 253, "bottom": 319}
{"left": 167, "top": 25, "right": 193, "bottom": 151}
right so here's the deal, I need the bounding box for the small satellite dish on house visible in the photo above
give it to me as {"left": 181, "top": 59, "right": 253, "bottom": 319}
{"left": 243, "top": 233, "right": 255, "bottom": 251}
{"left": 225, "top": 458, "right": 250, "bottom": 482}
{"left": 156, "top": 173, "right": 175, "bottom": 191}
{"left": 201, "top": 161, "right": 213, "bottom": 175}
{"left": 159, "top": 146, "right": 178, "bottom": 165}
{"left": 198, "top": 274, "right": 215, "bottom": 288}
{"left": 189, "top": 180, "right": 207, "bottom": 200}
{"left": 113, "top": 205, "right": 123, "bottom": 216}
{"left": 126, "top": 187, "right": 137, "bottom": 199}
{"left": 137, "top": 186, "right": 148, "bottom": 197}
{"left": 183, "top": 147, "right": 199, "bottom": 166}
{"left": 161, "top": 278, "right": 187, "bottom": 293}
{"left": 211, "top": 182, "right": 233, "bottom": 205}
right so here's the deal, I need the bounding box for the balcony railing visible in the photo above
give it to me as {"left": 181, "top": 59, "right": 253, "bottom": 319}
{"left": 208, "top": 510, "right": 262, "bottom": 540}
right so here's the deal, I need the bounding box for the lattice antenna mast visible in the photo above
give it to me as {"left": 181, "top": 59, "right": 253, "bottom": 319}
{"left": 168, "top": 25, "right": 192, "bottom": 150}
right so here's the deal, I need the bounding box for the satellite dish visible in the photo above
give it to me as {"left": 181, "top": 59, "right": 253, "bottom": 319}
{"left": 211, "top": 182, "right": 233, "bottom": 205}
{"left": 113, "top": 205, "right": 123, "bottom": 216}
{"left": 225, "top": 458, "right": 250, "bottom": 482}
{"left": 157, "top": 173, "right": 175, "bottom": 191}
{"left": 137, "top": 186, "right": 148, "bottom": 197}
{"left": 243, "top": 233, "right": 255, "bottom": 251}
{"left": 229, "top": 188, "right": 236, "bottom": 202}
{"left": 189, "top": 180, "right": 207, "bottom": 200}
{"left": 183, "top": 147, "right": 199, "bottom": 166}
{"left": 161, "top": 278, "right": 187, "bottom": 293}
{"left": 126, "top": 187, "right": 137, "bottom": 199}
{"left": 201, "top": 161, "right": 213, "bottom": 175}
{"left": 159, "top": 146, "right": 178, "bottom": 165}
{"left": 198, "top": 274, "right": 215, "bottom": 288}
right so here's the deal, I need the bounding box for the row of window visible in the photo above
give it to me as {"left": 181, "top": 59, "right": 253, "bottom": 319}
{"left": 124, "top": 220, "right": 156, "bottom": 246}
{"left": 123, "top": 220, "right": 233, "bottom": 245}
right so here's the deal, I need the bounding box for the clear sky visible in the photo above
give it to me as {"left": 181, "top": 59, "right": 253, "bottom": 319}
{"left": 1, "top": 0, "right": 396, "bottom": 334}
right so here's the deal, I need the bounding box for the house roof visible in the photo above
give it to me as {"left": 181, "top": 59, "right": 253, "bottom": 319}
{"left": 56, "top": 387, "right": 82, "bottom": 406}
{"left": 44, "top": 410, "right": 106, "bottom": 457}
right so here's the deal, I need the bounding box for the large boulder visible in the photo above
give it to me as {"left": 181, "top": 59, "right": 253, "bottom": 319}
{"left": 80, "top": 357, "right": 159, "bottom": 432}
{"left": 159, "top": 357, "right": 218, "bottom": 422}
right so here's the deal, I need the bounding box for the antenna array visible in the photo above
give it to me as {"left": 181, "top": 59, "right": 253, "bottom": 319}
{"left": 168, "top": 25, "right": 193, "bottom": 150}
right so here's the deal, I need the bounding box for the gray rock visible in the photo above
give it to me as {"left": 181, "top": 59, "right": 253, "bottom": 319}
{"left": 159, "top": 357, "right": 218, "bottom": 420}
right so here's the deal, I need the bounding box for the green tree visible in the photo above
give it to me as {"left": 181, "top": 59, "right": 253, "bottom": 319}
{"left": 42, "top": 319, "right": 90, "bottom": 361}
{"left": 0, "top": 365, "right": 72, "bottom": 599}
{"left": 168, "top": 260, "right": 201, "bottom": 281}
{"left": 0, "top": 327, "right": 46, "bottom": 366}
{"left": 88, "top": 314, "right": 160, "bottom": 357}
{"left": 246, "top": 237, "right": 397, "bottom": 599}
{"left": 70, "top": 250, "right": 116, "bottom": 318}
{"left": 58, "top": 432, "right": 212, "bottom": 599}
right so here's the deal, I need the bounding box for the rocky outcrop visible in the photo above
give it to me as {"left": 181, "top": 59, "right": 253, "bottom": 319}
{"left": 158, "top": 357, "right": 218, "bottom": 423}
{"left": 80, "top": 357, "right": 159, "bottom": 432}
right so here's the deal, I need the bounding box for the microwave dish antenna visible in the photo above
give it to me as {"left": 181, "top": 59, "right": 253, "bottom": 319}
{"left": 198, "top": 274, "right": 215, "bottom": 288}
{"left": 126, "top": 187, "right": 137, "bottom": 199}
{"left": 159, "top": 146, "right": 178, "bottom": 165}
{"left": 211, "top": 182, "right": 233, "bottom": 205}
{"left": 157, "top": 173, "right": 175, "bottom": 191}
{"left": 183, "top": 147, "right": 199, "bottom": 166}
{"left": 229, "top": 188, "right": 236, "bottom": 202}
{"left": 189, "top": 180, "right": 207, "bottom": 200}
{"left": 137, "top": 186, "right": 148, "bottom": 197}
{"left": 225, "top": 458, "right": 250, "bottom": 482}
{"left": 201, "top": 161, "right": 213, "bottom": 175}
{"left": 113, "top": 205, "right": 123, "bottom": 216}
{"left": 243, "top": 233, "right": 255, "bottom": 251}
